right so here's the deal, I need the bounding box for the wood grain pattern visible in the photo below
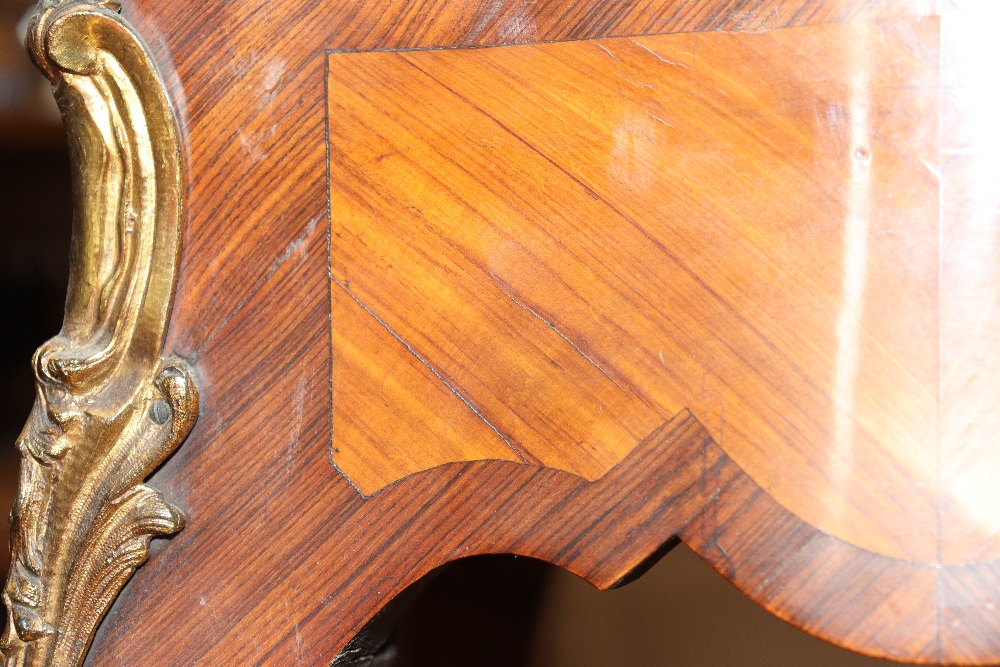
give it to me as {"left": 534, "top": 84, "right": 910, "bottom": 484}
{"left": 147, "top": 0, "right": 938, "bottom": 368}
{"left": 326, "top": 19, "right": 949, "bottom": 570}
{"left": 35, "top": 0, "right": 994, "bottom": 665}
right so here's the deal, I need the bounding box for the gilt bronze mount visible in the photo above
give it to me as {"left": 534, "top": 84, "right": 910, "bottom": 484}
{"left": 1, "top": 1, "right": 196, "bottom": 665}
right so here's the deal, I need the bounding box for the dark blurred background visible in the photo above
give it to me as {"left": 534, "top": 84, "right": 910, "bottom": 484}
{"left": 0, "top": 0, "right": 71, "bottom": 592}
{"left": 0, "top": 1, "right": 915, "bottom": 664}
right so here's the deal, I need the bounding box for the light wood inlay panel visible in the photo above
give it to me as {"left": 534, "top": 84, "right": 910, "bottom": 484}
{"left": 327, "top": 18, "right": 952, "bottom": 563}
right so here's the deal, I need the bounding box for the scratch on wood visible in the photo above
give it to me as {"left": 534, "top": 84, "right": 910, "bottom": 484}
{"left": 919, "top": 156, "right": 941, "bottom": 181}
{"left": 466, "top": 0, "right": 508, "bottom": 44}
{"left": 614, "top": 71, "right": 654, "bottom": 89}
{"left": 194, "top": 213, "right": 323, "bottom": 358}
{"left": 275, "top": 214, "right": 322, "bottom": 269}
{"left": 627, "top": 37, "right": 689, "bottom": 68}
{"left": 649, "top": 113, "right": 675, "bottom": 129}
{"left": 715, "top": 542, "right": 736, "bottom": 578}
{"left": 286, "top": 370, "right": 308, "bottom": 486}
{"left": 595, "top": 42, "right": 620, "bottom": 61}
{"left": 752, "top": 533, "right": 824, "bottom": 597}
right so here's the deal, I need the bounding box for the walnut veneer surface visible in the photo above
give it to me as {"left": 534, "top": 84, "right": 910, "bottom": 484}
{"left": 63, "top": 0, "right": 1000, "bottom": 664}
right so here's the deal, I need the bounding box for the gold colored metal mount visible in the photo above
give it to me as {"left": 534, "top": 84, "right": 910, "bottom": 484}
{"left": 2, "top": 1, "right": 196, "bottom": 665}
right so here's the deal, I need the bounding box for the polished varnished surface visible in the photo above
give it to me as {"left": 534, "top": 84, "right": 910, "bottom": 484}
{"left": 939, "top": 5, "right": 1000, "bottom": 567}
{"left": 327, "top": 19, "right": 949, "bottom": 568}
{"left": 15, "top": 0, "right": 989, "bottom": 665}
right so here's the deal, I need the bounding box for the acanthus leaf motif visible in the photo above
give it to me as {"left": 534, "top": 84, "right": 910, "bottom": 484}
{"left": 2, "top": 2, "right": 195, "bottom": 666}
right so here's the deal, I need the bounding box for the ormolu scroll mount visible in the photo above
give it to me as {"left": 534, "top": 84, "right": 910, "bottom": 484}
{"left": 2, "top": 2, "right": 196, "bottom": 665}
